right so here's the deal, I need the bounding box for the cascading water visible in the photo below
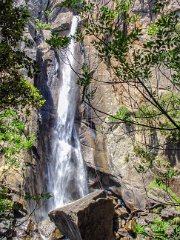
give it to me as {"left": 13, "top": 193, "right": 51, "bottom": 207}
{"left": 47, "top": 16, "right": 88, "bottom": 211}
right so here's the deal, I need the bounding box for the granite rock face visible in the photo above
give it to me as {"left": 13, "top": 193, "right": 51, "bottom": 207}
{"left": 49, "top": 190, "right": 115, "bottom": 240}
{"left": 21, "top": 0, "right": 75, "bottom": 220}
{"left": 0, "top": 0, "right": 76, "bottom": 227}
{"left": 7, "top": 1, "right": 179, "bottom": 237}
{"left": 80, "top": 0, "right": 180, "bottom": 211}
{"left": 1, "top": 1, "right": 179, "bottom": 240}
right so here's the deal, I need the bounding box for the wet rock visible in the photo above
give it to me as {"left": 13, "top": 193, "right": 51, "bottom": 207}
{"left": 14, "top": 218, "right": 42, "bottom": 240}
{"left": 49, "top": 190, "right": 115, "bottom": 240}
{"left": 39, "top": 219, "right": 63, "bottom": 240}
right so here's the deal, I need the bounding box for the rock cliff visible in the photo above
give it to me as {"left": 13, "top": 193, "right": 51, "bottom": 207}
{"left": 1, "top": 0, "right": 179, "bottom": 239}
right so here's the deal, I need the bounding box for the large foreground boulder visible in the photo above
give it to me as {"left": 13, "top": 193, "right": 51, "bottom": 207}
{"left": 49, "top": 190, "right": 115, "bottom": 240}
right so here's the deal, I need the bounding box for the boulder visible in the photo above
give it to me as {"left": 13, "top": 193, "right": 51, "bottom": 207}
{"left": 161, "top": 207, "right": 180, "bottom": 220}
{"left": 49, "top": 190, "right": 115, "bottom": 240}
{"left": 121, "top": 185, "right": 146, "bottom": 211}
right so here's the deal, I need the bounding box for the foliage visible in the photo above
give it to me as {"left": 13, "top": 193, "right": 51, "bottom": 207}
{"left": 60, "top": 1, "right": 180, "bottom": 224}
{"left": 46, "top": 34, "right": 71, "bottom": 49}
{"left": 133, "top": 94, "right": 180, "bottom": 142}
{"left": 134, "top": 223, "right": 149, "bottom": 237}
{"left": 0, "top": 0, "right": 44, "bottom": 110}
{"left": 0, "top": 0, "right": 29, "bottom": 46}
{"left": 0, "top": 109, "right": 37, "bottom": 236}
{"left": 148, "top": 178, "right": 180, "bottom": 205}
{"left": 0, "top": 78, "right": 45, "bottom": 109}
{"left": 134, "top": 143, "right": 180, "bottom": 205}
{"left": 24, "top": 192, "right": 52, "bottom": 201}
{"left": 77, "top": 64, "right": 93, "bottom": 87}
{"left": 134, "top": 217, "right": 180, "bottom": 240}
{"left": 73, "top": 29, "right": 84, "bottom": 44}
{"left": 0, "top": 1, "right": 47, "bottom": 236}
{"left": 60, "top": 0, "right": 86, "bottom": 13}
{"left": 0, "top": 188, "right": 13, "bottom": 214}
{"left": 133, "top": 144, "right": 156, "bottom": 169}
{"left": 0, "top": 110, "right": 35, "bottom": 169}
{"left": 109, "top": 106, "right": 132, "bottom": 122}
{"left": 44, "top": 10, "right": 52, "bottom": 18}
{"left": 35, "top": 19, "right": 51, "bottom": 31}
{"left": 62, "top": 0, "right": 180, "bottom": 133}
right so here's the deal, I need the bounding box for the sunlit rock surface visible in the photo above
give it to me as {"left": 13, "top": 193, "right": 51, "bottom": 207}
{"left": 49, "top": 190, "right": 115, "bottom": 240}
{"left": 3, "top": 0, "right": 179, "bottom": 238}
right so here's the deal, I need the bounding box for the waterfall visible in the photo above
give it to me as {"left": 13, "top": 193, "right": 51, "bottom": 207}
{"left": 47, "top": 16, "right": 88, "bottom": 210}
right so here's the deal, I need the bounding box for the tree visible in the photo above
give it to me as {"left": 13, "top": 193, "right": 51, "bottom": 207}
{"left": 0, "top": 1, "right": 45, "bottom": 237}
{"left": 60, "top": 0, "right": 180, "bottom": 218}
{"left": 0, "top": 0, "right": 44, "bottom": 110}
{"left": 59, "top": 0, "right": 180, "bottom": 148}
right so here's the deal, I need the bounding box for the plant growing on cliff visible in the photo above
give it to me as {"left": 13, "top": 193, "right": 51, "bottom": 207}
{"left": 0, "top": 1, "right": 46, "bottom": 237}
{"left": 134, "top": 217, "right": 180, "bottom": 239}
{"left": 61, "top": 0, "right": 180, "bottom": 132}
{"left": 0, "top": 0, "right": 45, "bottom": 174}
{"left": 0, "top": 110, "right": 34, "bottom": 169}
{"left": 0, "top": 0, "right": 44, "bottom": 110}
{"left": 46, "top": 34, "right": 71, "bottom": 49}
{"left": 60, "top": 0, "right": 180, "bottom": 228}
{"left": 35, "top": 19, "right": 51, "bottom": 31}
{"left": 109, "top": 106, "right": 132, "bottom": 122}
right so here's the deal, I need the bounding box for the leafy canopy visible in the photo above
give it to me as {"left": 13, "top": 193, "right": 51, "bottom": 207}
{"left": 61, "top": 0, "right": 180, "bottom": 136}
{"left": 0, "top": 1, "right": 46, "bottom": 234}
{"left": 0, "top": 0, "right": 44, "bottom": 110}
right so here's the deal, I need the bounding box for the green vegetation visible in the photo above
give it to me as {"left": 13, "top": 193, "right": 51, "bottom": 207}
{"left": 46, "top": 34, "right": 71, "bottom": 49}
{"left": 77, "top": 64, "right": 93, "bottom": 87}
{"left": 44, "top": 10, "right": 52, "bottom": 18}
{"left": 25, "top": 192, "right": 52, "bottom": 201}
{"left": 0, "top": 110, "right": 34, "bottom": 169}
{"left": 0, "top": 0, "right": 179, "bottom": 238}
{"left": 61, "top": 0, "right": 180, "bottom": 132}
{"left": 0, "top": 0, "right": 47, "bottom": 237}
{"left": 60, "top": 0, "right": 180, "bottom": 159}
{"left": 60, "top": 0, "right": 86, "bottom": 13}
{"left": 133, "top": 144, "right": 156, "bottom": 169}
{"left": 109, "top": 106, "right": 132, "bottom": 123}
{"left": 148, "top": 178, "right": 180, "bottom": 206}
{"left": 35, "top": 19, "right": 51, "bottom": 31}
{"left": 0, "top": 188, "right": 13, "bottom": 215}
{"left": 60, "top": 1, "right": 180, "bottom": 238}
{"left": 0, "top": 1, "right": 44, "bottom": 110}
{"left": 134, "top": 217, "right": 180, "bottom": 239}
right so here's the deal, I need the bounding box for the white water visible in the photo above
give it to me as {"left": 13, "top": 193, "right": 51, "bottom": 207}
{"left": 47, "top": 16, "right": 88, "bottom": 210}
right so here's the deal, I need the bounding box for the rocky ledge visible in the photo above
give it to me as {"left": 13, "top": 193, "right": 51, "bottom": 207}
{"left": 49, "top": 190, "right": 115, "bottom": 240}
{"left": 48, "top": 189, "right": 180, "bottom": 240}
